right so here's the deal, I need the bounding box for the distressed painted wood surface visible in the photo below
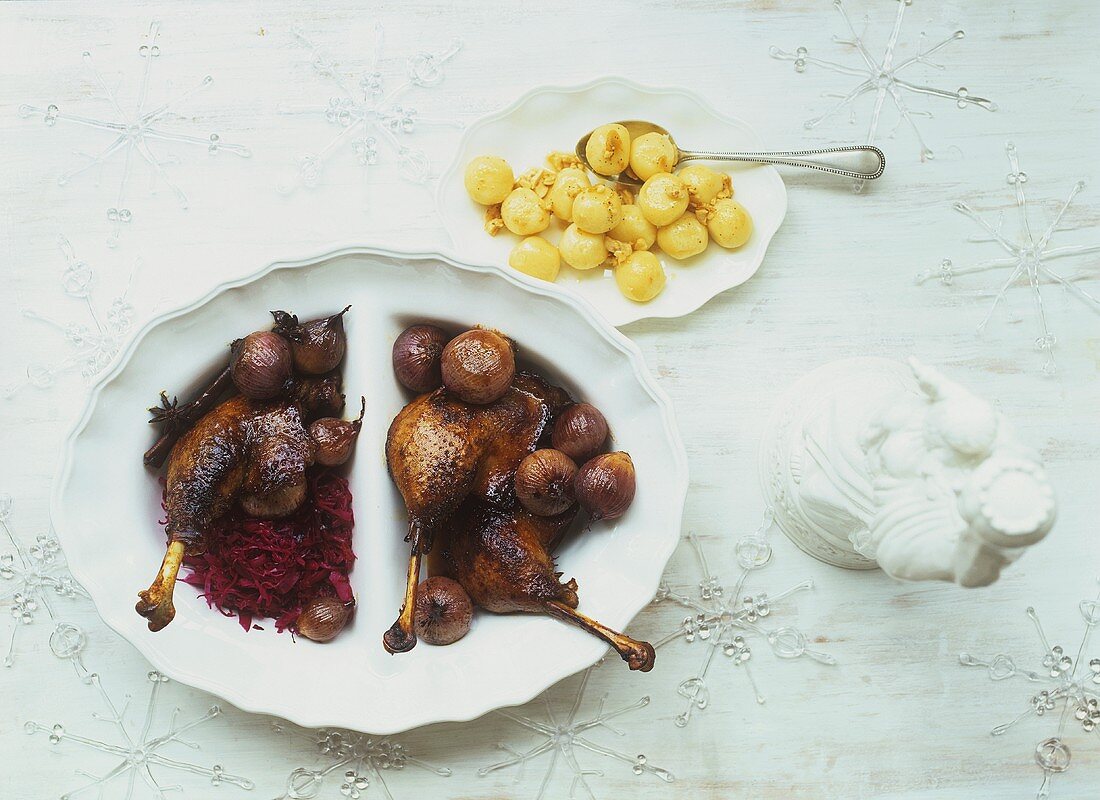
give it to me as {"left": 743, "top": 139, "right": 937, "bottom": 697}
{"left": 1, "top": 2, "right": 1097, "bottom": 798}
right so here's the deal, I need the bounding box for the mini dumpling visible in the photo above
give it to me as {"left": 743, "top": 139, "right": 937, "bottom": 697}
{"left": 501, "top": 187, "right": 551, "bottom": 236}
{"left": 637, "top": 173, "right": 689, "bottom": 227}
{"left": 707, "top": 198, "right": 753, "bottom": 249}
{"left": 571, "top": 184, "right": 623, "bottom": 234}
{"left": 559, "top": 224, "right": 609, "bottom": 270}
{"left": 509, "top": 236, "right": 560, "bottom": 281}
{"left": 678, "top": 164, "right": 731, "bottom": 209}
{"left": 585, "top": 123, "right": 631, "bottom": 176}
{"left": 615, "top": 251, "right": 667, "bottom": 302}
{"left": 609, "top": 205, "right": 657, "bottom": 251}
{"left": 548, "top": 167, "right": 592, "bottom": 222}
{"left": 464, "top": 155, "right": 515, "bottom": 205}
{"left": 657, "top": 213, "right": 709, "bottom": 260}
{"left": 629, "top": 132, "right": 677, "bottom": 181}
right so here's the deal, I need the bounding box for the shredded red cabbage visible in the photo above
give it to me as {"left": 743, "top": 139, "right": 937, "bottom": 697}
{"left": 170, "top": 469, "right": 355, "bottom": 633}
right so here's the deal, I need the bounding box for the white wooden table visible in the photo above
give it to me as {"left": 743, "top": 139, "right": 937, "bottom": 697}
{"left": 2, "top": 2, "right": 1098, "bottom": 798}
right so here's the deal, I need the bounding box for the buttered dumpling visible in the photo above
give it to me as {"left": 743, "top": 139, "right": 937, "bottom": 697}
{"left": 610, "top": 205, "right": 657, "bottom": 251}
{"left": 571, "top": 184, "right": 623, "bottom": 235}
{"left": 657, "top": 213, "right": 709, "bottom": 260}
{"left": 509, "top": 236, "right": 560, "bottom": 282}
{"left": 585, "top": 123, "right": 631, "bottom": 176}
{"left": 501, "top": 187, "right": 551, "bottom": 236}
{"left": 548, "top": 167, "right": 592, "bottom": 221}
{"left": 707, "top": 198, "right": 753, "bottom": 249}
{"left": 629, "top": 132, "right": 677, "bottom": 181}
{"left": 464, "top": 156, "right": 515, "bottom": 205}
{"left": 615, "top": 251, "right": 666, "bottom": 302}
{"left": 559, "top": 224, "right": 609, "bottom": 270}
{"left": 637, "top": 173, "right": 689, "bottom": 227}
{"left": 678, "top": 164, "right": 731, "bottom": 208}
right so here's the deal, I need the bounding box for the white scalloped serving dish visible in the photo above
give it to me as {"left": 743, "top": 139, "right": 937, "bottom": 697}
{"left": 52, "top": 245, "right": 687, "bottom": 734}
{"left": 437, "top": 77, "right": 788, "bottom": 326}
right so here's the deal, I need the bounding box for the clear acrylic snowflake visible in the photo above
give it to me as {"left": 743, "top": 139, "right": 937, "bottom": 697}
{"left": 771, "top": 0, "right": 995, "bottom": 176}
{"left": 651, "top": 509, "right": 836, "bottom": 727}
{"left": 478, "top": 659, "right": 673, "bottom": 800}
{"left": 4, "top": 235, "right": 136, "bottom": 399}
{"left": 959, "top": 582, "right": 1100, "bottom": 799}
{"left": 271, "top": 723, "right": 452, "bottom": 799}
{"left": 277, "top": 24, "right": 462, "bottom": 194}
{"left": 0, "top": 493, "right": 88, "bottom": 668}
{"left": 25, "top": 669, "right": 254, "bottom": 799}
{"left": 20, "top": 20, "right": 251, "bottom": 247}
{"left": 915, "top": 141, "right": 1100, "bottom": 374}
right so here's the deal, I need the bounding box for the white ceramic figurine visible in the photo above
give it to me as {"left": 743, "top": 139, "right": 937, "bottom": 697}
{"left": 759, "top": 357, "right": 1055, "bottom": 586}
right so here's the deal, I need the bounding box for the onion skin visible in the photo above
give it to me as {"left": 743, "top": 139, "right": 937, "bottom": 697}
{"left": 575, "top": 451, "right": 636, "bottom": 521}
{"left": 230, "top": 331, "right": 293, "bottom": 399}
{"left": 440, "top": 329, "right": 516, "bottom": 405}
{"left": 309, "top": 397, "right": 365, "bottom": 466}
{"left": 296, "top": 596, "right": 354, "bottom": 642}
{"left": 515, "top": 449, "right": 578, "bottom": 516}
{"left": 551, "top": 403, "right": 609, "bottom": 463}
{"left": 392, "top": 325, "right": 449, "bottom": 392}
{"left": 414, "top": 577, "right": 473, "bottom": 646}
{"left": 273, "top": 306, "right": 350, "bottom": 376}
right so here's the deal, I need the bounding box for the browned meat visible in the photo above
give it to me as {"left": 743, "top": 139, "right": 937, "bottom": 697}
{"left": 136, "top": 395, "right": 315, "bottom": 632}
{"left": 442, "top": 500, "right": 654, "bottom": 672}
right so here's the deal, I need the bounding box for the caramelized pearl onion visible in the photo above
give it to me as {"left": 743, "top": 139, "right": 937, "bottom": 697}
{"left": 551, "top": 403, "right": 609, "bottom": 463}
{"left": 515, "top": 449, "right": 578, "bottom": 516}
{"left": 440, "top": 329, "right": 516, "bottom": 405}
{"left": 230, "top": 331, "right": 293, "bottom": 399}
{"left": 575, "top": 451, "right": 636, "bottom": 521}
{"left": 296, "top": 596, "right": 354, "bottom": 642}
{"left": 392, "top": 324, "right": 449, "bottom": 392}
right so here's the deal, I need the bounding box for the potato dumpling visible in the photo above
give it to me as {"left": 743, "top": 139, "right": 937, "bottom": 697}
{"left": 678, "top": 164, "right": 732, "bottom": 208}
{"left": 629, "top": 132, "right": 677, "bottom": 181}
{"left": 559, "top": 223, "right": 609, "bottom": 270}
{"left": 707, "top": 198, "right": 753, "bottom": 248}
{"left": 509, "top": 236, "right": 560, "bottom": 282}
{"left": 548, "top": 167, "right": 592, "bottom": 221}
{"left": 657, "top": 213, "right": 709, "bottom": 260}
{"left": 615, "top": 251, "right": 666, "bottom": 302}
{"left": 501, "top": 187, "right": 551, "bottom": 236}
{"left": 464, "top": 155, "right": 514, "bottom": 205}
{"left": 571, "top": 184, "right": 623, "bottom": 234}
{"left": 637, "top": 172, "right": 689, "bottom": 227}
{"left": 585, "top": 123, "right": 631, "bottom": 176}
{"left": 609, "top": 205, "right": 657, "bottom": 250}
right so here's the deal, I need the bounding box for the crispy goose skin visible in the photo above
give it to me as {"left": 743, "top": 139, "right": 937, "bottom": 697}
{"left": 137, "top": 395, "right": 315, "bottom": 632}
{"left": 443, "top": 499, "right": 655, "bottom": 672}
{"left": 382, "top": 372, "right": 569, "bottom": 653}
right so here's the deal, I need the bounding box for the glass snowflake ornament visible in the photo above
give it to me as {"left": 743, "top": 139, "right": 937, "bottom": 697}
{"left": 277, "top": 24, "right": 462, "bottom": 194}
{"left": 271, "top": 723, "right": 451, "bottom": 799}
{"left": 0, "top": 493, "right": 88, "bottom": 668}
{"left": 25, "top": 669, "right": 253, "bottom": 799}
{"left": 651, "top": 509, "right": 836, "bottom": 727}
{"left": 20, "top": 20, "right": 250, "bottom": 247}
{"left": 4, "top": 235, "right": 136, "bottom": 399}
{"left": 916, "top": 142, "right": 1100, "bottom": 374}
{"left": 959, "top": 582, "right": 1100, "bottom": 799}
{"left": 479, "top": 660, "right": 673, "bottom": 800}
{"left": 771, "top": 0, "right": 994, "bottom": 184}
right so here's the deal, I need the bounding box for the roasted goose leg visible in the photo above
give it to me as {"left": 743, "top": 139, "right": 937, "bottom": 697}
{"left": 136, "top": 395, "right": 315, "bottom": 631}
{"left": 383, "top": 375, "right": 561, "bottom": 653}
{"left": 442, "top": 500, "right": 655, "bottom": 671}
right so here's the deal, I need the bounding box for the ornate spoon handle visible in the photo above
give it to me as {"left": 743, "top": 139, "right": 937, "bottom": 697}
{"left": 678, "top": 145, "right": 885, "bottom": 181}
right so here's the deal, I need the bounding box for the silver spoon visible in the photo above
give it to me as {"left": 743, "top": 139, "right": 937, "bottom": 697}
{"left": 576, "top": 120, "right": 885, "bottom": 184}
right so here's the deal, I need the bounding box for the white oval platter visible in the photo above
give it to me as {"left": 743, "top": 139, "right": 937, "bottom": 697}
{"left": 51, "top": 245, "right": 688, "bottom": 734}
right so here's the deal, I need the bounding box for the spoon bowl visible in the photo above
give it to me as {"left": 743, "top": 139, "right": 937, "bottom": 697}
{"left": 576, "top": 119, "right": 885, "bottom": 184}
